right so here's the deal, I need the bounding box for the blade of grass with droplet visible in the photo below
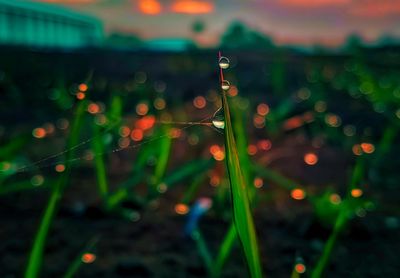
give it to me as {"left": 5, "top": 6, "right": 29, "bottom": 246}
{"left": 212, "top": 98, "right": 256, "bottom": 277}
{"left": 25, "top": 100, "right": 86, "bottom": 278}
{"left": 222, "top": 92, "right": 263, "bottom": 278}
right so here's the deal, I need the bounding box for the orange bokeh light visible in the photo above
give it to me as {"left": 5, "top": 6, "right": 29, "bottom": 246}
{"left": 247, "top": 144, "right": 258, "bottom": 156}
{"left": 329, "top": 193, "right": 341, "bottom": 204}
{"left": 138, "top": 0, "right": 162, "bottom": 15}
{"left": 193, "top": 96, "right": 207, "bottom": 109}
{"left": 171, "top": 0, "right": 214, "bottom": 14}
{"left": 352, "top": 144, "right": 363, "bottom": 156}
{"left": 213, "top": 150, "right": 225, "bottom": 161}
{"left": 32, "top": 128, "right": 46, "bottom": 139}
{"left": 154, "top": 98, "right": 166, "bottom": 110}
{"left": 118, "top": 137, "right": 130, "bottom": 148}
{"left": 254, "top": 177, "right": 263, "bottom": 188}
{"left": 304, "top": 152, "right": 318, "bottom": 165}
{"left": 76, "top": 92, "right": 85, "bottom": 100}
{"left": 209, "top": 144, "right": 221, "bottom": 155}
{"left": 257, "top": 103, "right": 270, "bottom": 116}
{"left": 291, "top": 188, "right": 306, "bottom": 200}
{"left": 136, "top": 103, "right": 149, "bottom": 116}
{"left": 136, "top": 115, "right": 156, "bottom": 130}
{"left": 119, "top": 126, "right": 131, "bottom": 137}
{"left": 283, "top": 116, "right": 303, "bottom": 130}
{"left": 130, "top": 129, "right": 144, "bottom": 141}
{"left": 228, "top": 85, "right": 238, "bottom": 97}
{"left": 360, "top": 143, "right": 375, "bottom": 154}
{"left": 258, "top": 139, "right": 272, "bottom": 151}
{"left": 351, "top": 188, "right": 363, "bottom": 198}
{"left": 253, "top": 114, "right": 266, "bottom": 129}
{"left": 169, "top": 128, "right": 182, "bottom": 139}
{"left": 55, "top": 164, "right": 65, "bottom": 173}
{"left": 295, "top": 263, "right": 306, "bottom": 274}
{"left": 81, "top": 253, "right": 96, "bottom": 264}
{"left": 88, "top": 103, "right": 100, "bottom": 114}
{"left": 210, "top": 175, "right": 220, "bottom": 186}
{"left": 78, "top": 83, "right": 88, "bottom": 92}
{"left": 175, "top": 203, "right": 189, "bottom": 215}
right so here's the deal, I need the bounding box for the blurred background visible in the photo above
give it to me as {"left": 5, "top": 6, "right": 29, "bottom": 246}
{"left": 0, "top": 0, "right": 400, "bottom": 277}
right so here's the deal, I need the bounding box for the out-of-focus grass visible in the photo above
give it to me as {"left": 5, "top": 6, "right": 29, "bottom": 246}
{"left": 25, "top": 100, "right": 87, "bottom": 278}
{"left": 160, "top": 158, "right": 214, "bottom": 190}
{"left": 149, "top": 126, "right": 172, "bottom": 198}
{"left": 0, "top": 179, "right": 53, "bottom": 195}
{"left": 0, "top": 136, "right": 29, "bottom": 161}
{"left": 180, "top": 171, "right": 208, "bottom": 205}
{"left": 92, "top": 124, "right": 109, "bottom": 203}
{"left": 212, "top": 223, "right": 237, "bottom": 277}
{"left": 222, "top": 88, "right": 263, "bottom": 278}
{"left": 311, "top": 158, "right": 364, "bottom": 277}
{"left": 191, "top": 230, "right": 213, "bottom": 275}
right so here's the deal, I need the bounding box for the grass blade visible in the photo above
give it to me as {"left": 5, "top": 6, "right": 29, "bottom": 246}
{"left": 222, "top": 90, "right": 263, "bottom": 278}
{"left": 311, "top": 158, "right": 364, "bottom": 277}
{"left": 212, "top": 222, "right": 237, "bottom": 277}
{"left": 25, "top": 101, "right": 86, "bottom": 278}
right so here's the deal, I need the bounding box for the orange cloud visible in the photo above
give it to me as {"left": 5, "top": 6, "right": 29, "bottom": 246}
{"left": 349, "top": 1, "right": 400, "bottom": 17}
{"left": 138, "top": 0, "right": 162, "bottom": 15}
{"left": 171, "top": 0, "right": 214, "bottom": 14}
{"left": 279, "top": 0, "right": 350, "bottom": 7}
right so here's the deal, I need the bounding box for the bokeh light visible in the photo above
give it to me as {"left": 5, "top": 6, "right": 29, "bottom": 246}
{"left": 291, "top": 188, "right": 306, "bottom": 200}
{"left": 304, "top": 153, "right": 318, "bottom": 165}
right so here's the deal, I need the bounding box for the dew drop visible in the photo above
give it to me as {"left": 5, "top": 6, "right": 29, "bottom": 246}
{"left": 219, "top": 56, "right": 230, "bottom": 69}
{"left": 221, "top": 80, "right": 230, "bottom": 91}
{"left": 212, "top": 108, "right": 225, "bottom": 129}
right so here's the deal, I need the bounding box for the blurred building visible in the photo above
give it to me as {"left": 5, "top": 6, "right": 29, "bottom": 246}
{"left": 0, "top": 0, "right": 103, "bottom": 49}
{"left": 145, "top": 38, "right": 196, "bottom": 52}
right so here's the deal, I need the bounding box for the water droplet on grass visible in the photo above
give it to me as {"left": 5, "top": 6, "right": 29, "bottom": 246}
{"left": 221, "top": 80, "right": 230, "bottom": 91}
{"left": 219, "top": 56, "right": 230, "bottom": 69}
{"left": 212, "top": 108, "right": 225, "bottom": 129}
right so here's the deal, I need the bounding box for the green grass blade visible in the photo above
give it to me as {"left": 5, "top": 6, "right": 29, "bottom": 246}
{"left": 311, "top": 158, "right": 364, "bottom": 278}
{"left": 150, "top": 127, "right": 172, "bottom": 196}
{"left": 0, "top": 179, "right": 53, "bottom": 195}
{"left": 212, "top": 223, "right": 237, "bottom": 277}
{"left": 25, "top": 101, "right": 86, "bottom": 278}
{"left": 191, "top": 230, "right": 213, "bottom": 275}
{"left": 0, "top": 135, "right": 29, "bottom": 159}
{"left": 181, "top": 171, "right": 208, "bottom": 205}
{"left": 161, "top": 159, "right": 214, "bottom": 189}
{"left": 222, "top": 92, "right": 263, "bottom": 278}
{"left": 252, "top": 163, "right": 299, "bottom": 191}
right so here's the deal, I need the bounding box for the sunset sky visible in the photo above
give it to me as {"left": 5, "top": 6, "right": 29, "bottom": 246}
{"left": 35, "top": 0, "right": 400, "bottom": 46}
